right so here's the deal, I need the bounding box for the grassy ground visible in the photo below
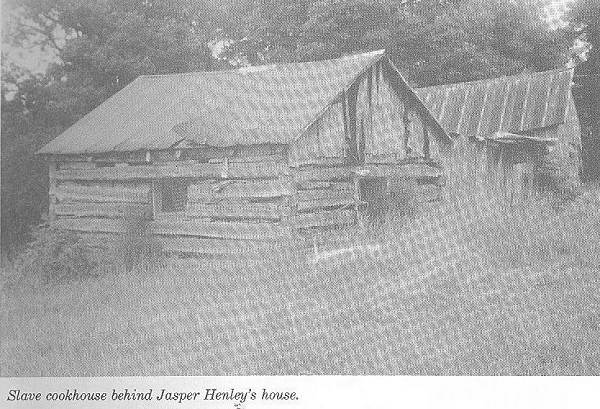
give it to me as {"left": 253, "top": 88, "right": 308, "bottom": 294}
{"left": 1, "top": 183, "right": 599, "bottom": 375}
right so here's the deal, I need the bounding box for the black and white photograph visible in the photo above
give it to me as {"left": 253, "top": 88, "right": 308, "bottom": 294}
{"left": 1, "top": 0, "right": 599, "bottom": 383}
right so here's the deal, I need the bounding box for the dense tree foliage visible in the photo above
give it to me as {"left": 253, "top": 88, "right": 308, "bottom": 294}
{"left": 568, "top": 0, "right": 600, "bottom": 180}
{"left": 225, "top": 0, "right": 572, "bottom": 85}
{"left": 0, "top": 0, "right": 587, "bottom": 255}
{"left": 2, "top": 0, "right": 221, "bottom": 254}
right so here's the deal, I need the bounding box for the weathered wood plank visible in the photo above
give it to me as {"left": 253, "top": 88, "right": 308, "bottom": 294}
{"left": 295, "top": 180, "right": 332, "bottom": 190}
{"left": 52, "top": 218, "right": 125, "bottom": 234}
{"left": 295, "top": 180, "right": 354, "bottom": 190}
{"left": 229, "top": 154, "right": 286, "bottom": 163}
{"left": 75, "top": 231, "right": 291, "bottom": 256}
{"left": 297, "top": 197, "right": 356, "bottom": 212}
{"left": 297, "top": 187, "right": 354, "bottom": 202}
{"left": 296, "top": 166, "right": 352, "bottom": 182}
{"left": 53, "top": 183, "right": 150, "bottom": 203}
{"left": 188, "top": 180, "right": 290, "bottom": 201}
{"left": 59, "top": 162, "right": 96, "bottom": 170}
{"left": 177, "top": 146, "right": 235, "bottom": 161}
{"left": 186, "top": 201, "right": 282, "bottom": 220}
{"left": 354, "top": 163, "right": 442, "bottom": 179}
{"left": 53, "top": 217, "right": 291, "bottom": 240}
{"left": 234, "top": 144, "right": 287, "bottom": 158}
{"left": 55, "top": 202, "right": 150, "bottom": 218}
{"left": 294, "top": 209, "right": 356, "bottom": 229}
{"left": 291, "top": 157, "right": 347, "bottom": 167}
{"left": 55, "top": 161, "right": 288, "bottom": 181}
{"left": 152, "top": 219, "right": 289, "bottom": 240}
{"left": 42, "top": 151, "right": 147, "bottom": 164}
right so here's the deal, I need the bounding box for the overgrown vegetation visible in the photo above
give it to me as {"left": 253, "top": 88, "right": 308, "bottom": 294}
{"left": 570, "top": 0, "right": 600, "bottom": 180}
{"left": 4, "top": 181, "right": 598, "bottom": 375}
{"left": 2, "top": 228, "right": 97, "bottom": 288}
{"left": 535, "top": 162, "right": 582, "bottom": 210}
{"left": 117, "top": 211, "right": 165, "bottom": 273}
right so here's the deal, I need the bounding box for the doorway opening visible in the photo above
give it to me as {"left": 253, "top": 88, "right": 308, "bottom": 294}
{"left": 358, "top": 177, "right": 389, "bottom": 224}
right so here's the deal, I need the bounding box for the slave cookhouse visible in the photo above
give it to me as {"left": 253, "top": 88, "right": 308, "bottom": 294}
{"left": 37, "top": 50, "right": 453, "bottom": 254}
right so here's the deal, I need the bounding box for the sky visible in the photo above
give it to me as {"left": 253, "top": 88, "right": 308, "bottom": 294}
{"left": 542, "top": 0, "right": 575, "bottom": 29}
{"left": 1, "top": 0, "right": 578, "bottom": 76}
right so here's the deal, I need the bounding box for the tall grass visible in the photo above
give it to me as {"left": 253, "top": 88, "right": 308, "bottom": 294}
{"left": 1, "top": 178, "right": 599, "bottom": 375}
{"left": 353, "top": 172, "right": 600, "bottom": 270}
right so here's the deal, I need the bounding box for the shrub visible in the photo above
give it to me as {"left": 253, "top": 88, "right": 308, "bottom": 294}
{"left": 535, "top": 162, "right": 581, "bottom": 210}
{"left": 13, "top": 227, "right": 98, "bottom": 285}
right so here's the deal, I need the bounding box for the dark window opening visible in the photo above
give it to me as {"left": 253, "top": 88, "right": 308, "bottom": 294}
{"left": 160, "top": 179, "right": 189, "bottom": 212}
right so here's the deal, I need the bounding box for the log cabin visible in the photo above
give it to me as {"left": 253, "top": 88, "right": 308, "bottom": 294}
{"left": 37, "top": 50, "right": 453, "bottom": 255}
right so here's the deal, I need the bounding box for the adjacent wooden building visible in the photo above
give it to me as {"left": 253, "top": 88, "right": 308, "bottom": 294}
{"left": 416, "top": 68, "right": 582, "bottom": 203}
{"left": 37, "top": 50, "right": 452, "bottom": 255}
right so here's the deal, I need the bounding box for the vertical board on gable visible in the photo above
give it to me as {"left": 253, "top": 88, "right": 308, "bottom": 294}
{"left": 367, "top": 66, "right": 406, "bottom": 158}
{"left": 289, "top": 100, "right": 347, "bottom": 165}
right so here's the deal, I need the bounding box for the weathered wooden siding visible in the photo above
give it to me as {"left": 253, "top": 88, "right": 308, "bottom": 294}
{"left": 438, "top": 135, "right": 539, "bottom": 205}
{"left": 286, "top": 62, "right": 442, "bottom": 229}
{"left": 53, "top": 149, "right": 443, "bottom": 253}
{"left": 293, "top": 161, "right": 357, "bottom": 230}
{"left": 290, "top": 62, "right": 437, "bottom": 167}
{"left": 364, "top": 64, "right": 439, "bottom": 161}
{"left": 530, "top": 96, "right": 582, "bottom": 184}
{"left": 51, "top": 180, "right": 151, "bottom": 218}
{"left": 288, "top": 101, "right": 346, "bottom": 165}
{"left": 50, "top": 146, "right": 297, "bottom": 256}
{"left": 366, "top": 66, "right": 413, "bottom": 158}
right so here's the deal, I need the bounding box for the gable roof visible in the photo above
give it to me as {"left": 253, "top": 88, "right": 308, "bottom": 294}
{"left": 415, "top": 68, "right": 575, "bottom": 139}
{"left": 38, "top": 50, "right": 448, "bottom": 155}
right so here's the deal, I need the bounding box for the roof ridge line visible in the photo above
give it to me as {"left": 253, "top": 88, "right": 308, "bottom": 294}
{"left": 417, "top": 66, "right": 575, "bottom": 90}
{"left": 138, "top": 49, "right": 387, "bottom": 79}
{"left": 291, "top": 50, "right": 388, "bottom": 146}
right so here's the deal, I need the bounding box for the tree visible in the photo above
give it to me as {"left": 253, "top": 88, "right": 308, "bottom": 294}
{"left": 1, "top": 70, "right": 59, "bottom": 255}
{"left": 1, "top": 0, "right": 223, "bottom": 255}
{"left": 224, "top": 0, "right": 572, "bottom": 85}
{"left": 568, "top": 0, "right": 600, "bottom": 180}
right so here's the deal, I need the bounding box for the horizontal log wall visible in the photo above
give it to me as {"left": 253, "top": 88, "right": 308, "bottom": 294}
{"left": 292, "top": 161, "right": 357, "bottom": 231}
{"left": 49, "top": 146, "right": 305, "bottom": 256}
{"left": 54, "top": 161, "right": 288, "bottom": 181}
{"left": 289, "top": 160, "right": 446, "bottom": 233}
{"left": 50, "top": 148, "right": 448, "bottom": 256}
{"left": 51, "top": 180, "right": 151, "bottom": 220}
